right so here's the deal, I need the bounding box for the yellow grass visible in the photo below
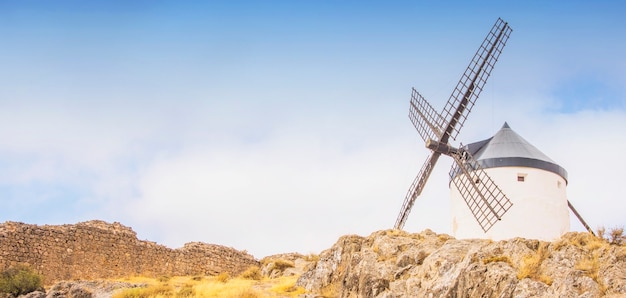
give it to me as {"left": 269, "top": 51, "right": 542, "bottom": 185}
{"left": 119, "top": 276, "right": 161, "bottom": 285}
{"left": 319, "top": 282, "right": 340, "bottom": 298}
{"left": 239, "top": 266, "right": 262, "bottom": 280}
{"left": 112, "top": 274, "right": 306, "bottom": 298}
{"left": 482, "top": 255, "right": 513, "bottom": 266}
{"left": 575, "top": 254, "right": 600, "bottom": 281}
{"left": 192, "top": 278, "right": 261, "bottom": 298}
{"left": 516, "top": 244, "right": 553, "bottom": 285}
{"left": 261, "top": 259, "right": 295, "bottom": 277}
{"left": 303, "top": 253, "right": 320, "bottom": 262}
{"left": 216, "top": 272, "right": 230, "bottom": 283}
{"left": 269, "top": 276, "right": 305, "bottom": 296}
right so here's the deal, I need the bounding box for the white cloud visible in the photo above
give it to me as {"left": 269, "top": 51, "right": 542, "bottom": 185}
{"left": 2, "top": 77, "right": 623, "bottom": 258}
{"left": 119, "top": 116, "right": 417, "bottom": 256}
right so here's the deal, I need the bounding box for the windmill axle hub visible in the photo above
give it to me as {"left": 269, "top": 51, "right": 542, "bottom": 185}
{"left": 426, "top": 138, "right": 461, "bottom": 156}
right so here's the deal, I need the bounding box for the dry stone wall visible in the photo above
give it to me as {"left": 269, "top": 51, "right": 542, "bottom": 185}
{"left": 0, "top": 220, "right": 258, "bottom": 284}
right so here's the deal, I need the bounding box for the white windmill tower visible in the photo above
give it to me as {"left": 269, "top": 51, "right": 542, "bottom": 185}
{"left": 450, "top": 122, "right": 570, "bottom": 240}
{"left": 394, "top": 18, "right": 594, "bottom": 239}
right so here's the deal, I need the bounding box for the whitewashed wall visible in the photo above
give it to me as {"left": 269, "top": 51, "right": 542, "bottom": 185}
{"left": 450, "top": 166, "right": 569, "bottom": 241}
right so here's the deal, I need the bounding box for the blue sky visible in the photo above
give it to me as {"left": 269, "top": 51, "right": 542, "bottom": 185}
{"left": 1, "top": 1, "right": 625, "bottom": 257}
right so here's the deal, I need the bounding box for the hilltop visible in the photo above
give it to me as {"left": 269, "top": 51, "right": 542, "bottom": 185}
{"left": 1, "top": 221, "right": 625, "bottom": 297}
{"left": 296, "top": 229, "right": 626, "bottom": 297}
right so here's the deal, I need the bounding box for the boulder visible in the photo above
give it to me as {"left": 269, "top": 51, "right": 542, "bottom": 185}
{"left": 296, "top": 230, "right": 626, "bottom": 297}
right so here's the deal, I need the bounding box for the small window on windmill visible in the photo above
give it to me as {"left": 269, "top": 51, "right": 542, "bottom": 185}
{"left": 473, "top": 176, "right": 480, "bottom": 184}
{"left": 517, "top": 173, "right": 527, "bottom": 182}
{"left": 557, "top": 180, "right": 562, "bottom": 188}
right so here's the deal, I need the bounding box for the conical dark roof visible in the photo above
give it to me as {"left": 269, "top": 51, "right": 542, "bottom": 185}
{"left": 464, "top": 122, "right": 568, "bottom": 182}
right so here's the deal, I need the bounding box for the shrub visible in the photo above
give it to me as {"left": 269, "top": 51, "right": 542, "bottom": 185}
{"left": 609, "top": 227, "right": 624, "bottom": 245}
{"left": 240, "top": 266, "right": 262, "bottom": 280}
{"left": 0, "top": 265, "right": 43, "bottom": 296}
{"left": 594, "top": 226, "right": 624, "bottom": 246}
{"left": 216, "top": 272, "right": 230, "bottom": 283}
{"left": 266, "top": 259, "right": 295, "bottom": 274}
{"left": 596, "top": 227, "right": 606, "bottom": 241}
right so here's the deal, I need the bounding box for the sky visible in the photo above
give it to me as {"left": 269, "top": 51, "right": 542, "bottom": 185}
{"left": 1, "top": 1, "right": 625, "bottom": 258}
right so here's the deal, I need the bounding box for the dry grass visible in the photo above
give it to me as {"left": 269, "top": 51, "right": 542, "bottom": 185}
{"left": 192, "top": 278, "right": 262, "bottom": 298}
{"left": 437, "top": 234, "right": 452, "bottom": 242}
{"left": 553, "top": 228, "right": 626, "bottom": 260}
{"left": 596, "top": 227, "right": 607, "bottom": 241}
{"left": 239, "top": 266, "right": 262, "bottom": 281}
{"left": 573, "top": 233, "right": 603, "bottom": 249}
{"left": 176, "top": 285, "right": 195, "bottom": 297}
{"left": 266, "top": 259, "right": 295, "bottom": 273}
{"left": 112, "top": 274, "right": 306, "bottom": 298}
{"left": 555, "top": 232, "right": 606, "bottom": 251}
{"left": 595, "top": 226, "right": 625, "bottom": 245}
{"left": 575, "top": 254, "right": 599, "bottom": 281}
{"left": 113, "top": 284, "right": 173, "bottom": 298}
{"left": 303, "top": 253, "right": 320, "bottom": 262}
{"left": 575, "top": 251, "right": 608, "bottom": 295}
{"left": 385, "top": 229, "right": 408, "bottom": 237}
{"left": 609, "top": 227, "right": 625, "bottom": 245}
{"left": 269, "top": 276, "right": 305, "bottom": 296}
{"left": 516, "top": 244, "right": 553, "bottom": 285}
{"left": 372, "top": 244, "right": 380, "bottom": 254}
{"left": 319, "top": 281, "right": 340, "bottom": 298}
{"left": 216, "top": 272, "right": 230, "bottom": 283}
{"left": 575, "top": 251, "right": 604, "bottom": 282}
{"left": 483, "top": 255, "right": 513, "bottom": 267}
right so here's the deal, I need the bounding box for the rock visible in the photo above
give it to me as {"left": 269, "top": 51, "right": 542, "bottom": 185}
{"left": 35, "top": 280, "right": 145, "bottom": 298}
{"left": 296, "top": 229, "right": 626, "bottom": 297}
{"left": 19, "top": 291, "right": 46, "bottom": 298}
{"left": 45, "top": 281, "right": 93, "bottom": 298}
{"left": 259, "top": 253, "right": 316, "bottom": 279}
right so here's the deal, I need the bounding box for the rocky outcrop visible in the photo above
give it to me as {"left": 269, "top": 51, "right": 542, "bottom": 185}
{"left": 0, "top": 221, "right": 258, "bottom": 284}
{"left": 259, "top": 253, "right": 316, "bottom": 279}
{"left": 296, "top": 229, "right": 626, "bottom": 297}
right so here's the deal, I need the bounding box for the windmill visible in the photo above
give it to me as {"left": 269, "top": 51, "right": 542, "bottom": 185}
{"left": 394, "top": 18, "right": 513, "bottom": 232}
{"left": 394, "top": 18, "right": 595, "bottom": 239}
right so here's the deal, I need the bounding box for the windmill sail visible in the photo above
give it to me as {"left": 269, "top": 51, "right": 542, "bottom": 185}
{"left": 395, "top": 152, "right": 441, "bottom": 229}
{"left": 450, "top": 151, "right": 513, "bottom": 232}
{"left": 440, "top": 18, "right": 512, "bottom": 143}
{"left": 409, "top": 88, "right": 445, "bottom": 142}
{"left": 394, "top": 18, "right": 512, "bottom": 230}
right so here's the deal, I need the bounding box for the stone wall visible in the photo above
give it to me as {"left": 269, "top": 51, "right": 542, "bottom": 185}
{"left": 0, "top": 220, "right": 259, "bottom": 284}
